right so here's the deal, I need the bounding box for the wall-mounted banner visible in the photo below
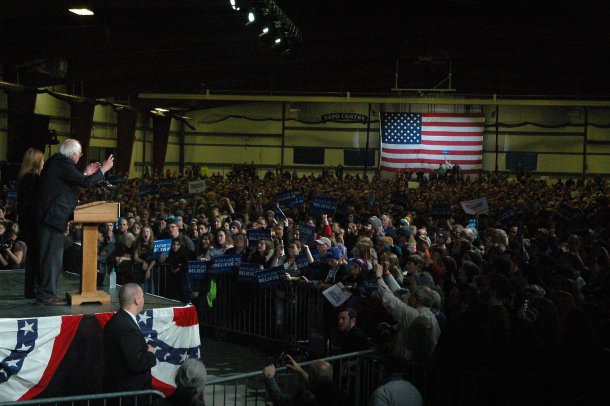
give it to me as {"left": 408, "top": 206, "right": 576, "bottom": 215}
{"left": 238, "top": 263, "right": 259, "bottom": 283}
{"left": 460, "top": 197, "right": 489, "bottom": 215}
{"left": 153, "top": 239, "right": 172, "bottom": 259}
{"left": 278, "top": 190, "right": 305, "bottom": 208}
{"left": 321, "top": 113, "right": 368, "bottom": 124}
{"left": 256, "top": 266, "right": 283, "bottom": 289}
{"left": 310, "top": 195, "right": 338, "bottom": 215}
{"left": 139, "top": 185, "right": 159, "bottom": 197}
{"left": 298, "top": 223, "right": 316, "bottom": 247}
{"left": 210, "top": 254, "right": 242, "bottom": 274}
{"left": 188, "top": 180, "right": 206, "bottom": 194}
{"left": 187, "top": 261, "right": 209, "bottom": 280}
{"left": 247, "top": 228, "right": 272, "bottom": 247}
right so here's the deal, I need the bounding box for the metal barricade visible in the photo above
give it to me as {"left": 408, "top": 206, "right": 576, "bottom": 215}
{"left": 194, "top": 274, "right": 325, "bottom": 344}
{"left": 205, "top": 349, "right": 381, "bottom": 406}
{"left": 0, "top": 389, "right": 165, "bottom": 406}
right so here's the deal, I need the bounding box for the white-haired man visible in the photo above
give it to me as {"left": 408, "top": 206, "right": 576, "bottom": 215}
{"left": 37, "top": 139, "right": 113, "bottom": 305}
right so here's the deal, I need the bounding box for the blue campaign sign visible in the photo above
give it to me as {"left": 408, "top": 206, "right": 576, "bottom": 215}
{"left": 156, "top": 179, "right": 174, "bottom": 187}
{"left": 278, "top": 190, "right": 305, "bottom": 208}
{"left": 363, "top": 275, "right": 378, "bottom": 295}
{"left": 311, "top": 250, "right": 321, "bottom": 262}
{"left": 298, "top": 223, "right": 316, "bottom": 247}
{"left": 210, "top": 254, "right": 242, "bottom": 274}
{"left": 247, "top": 228, "right": 272, "bottom": 247}
{"left": 139, "top": 185, "right": 159, "bottom": 197}
{"left": 5, "top": 189, "right": 18, "bottom": 200}
{"left": 497, "top": 208, "right": 517, "bottom": 224}
{"left": 187, "top": 261, "right": 209, "bottom": 280}
{"left": 256, "top": 266, "right": 283, "bottom": 289}
{"left": 106, "top": 176, "right": 126, "bottom": 184}
{"left": 152, "top": 239, "right": 172, "bottom": 259}
{"left": 296, "top": 253, "right": 310, "bottom": 269}
{"left": 310, "top": 195, "right": 338, "bottom": 215}
{"left": 238, "top": 263, "right": 259, "bottom": 283}
{"left": 467, "top": 218, "right": 478, "bottom": 230}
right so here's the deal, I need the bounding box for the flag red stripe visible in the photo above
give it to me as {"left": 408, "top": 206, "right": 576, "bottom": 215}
{"left": 421, "top": 131, "right": 483, "bottom": 137}
{"left": 381, "top": 157, "right": 482, "bottom": 165}
{"left": 421, "top": 140, "right": 482, "bottom": 146}
{"left": 380, "top": 165, "right": 481, "bottom": 174}
{"left": 422, "top": 112, "right": 485, "bottom": 118}
{"left": 422, "top": 122, "right": 483, "bottom": 127}
{"left": 152, "top": 376, "right": 176, "bottom": 396}
{"left": 21, "top": 316, "right": 82, "bottom": 400}
{"left": 381, "top": 148, "right": 480, "bottom": 155}
{"left": 173, "top": 306, "right": 198, "bottom": 327}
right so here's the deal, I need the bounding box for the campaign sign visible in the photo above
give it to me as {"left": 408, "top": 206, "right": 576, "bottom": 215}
{"left": 311, "top": 250, "right": 321, "bottom": 262}
{"left": 296, "top": 253, "right": 311, "bottom": 269}
{"left": 278, "top": 190, "right": 305, "bottom": 208}
{"left": 5, "top": 189, "right": 17, "bottom": 200}
{"left": 390, "top": 192, "right": 410, "bottom": 207}
{"left": 256, "top": 266, "right": 283, "bottom": 289}
{"left": 187, "top": 261, "right": 209, "bottom": 281}
{"left": 238, "top": 263, "right": 259, "bottom": 283}
{"left": 431, "top": 204, "right": 452, "bottom": 219}
{"left": 322, "top": 283, "right": 352, "bottom": 307}
{"left": 139, "top": 185, "right": 159, "bottom": 197}
{"left": 247, "top": 228, "right": 272, "bottom": 247}
{"left": 497, "top": 207, "right": 517, "bottom": 224}
{"left": 362, "top": 275, "right": 379, "bottom": 295}
{"left": 460, "top": 197, "right": 489, "bottom": 215}
{"left": 299, "top": 223, "right": 316, "bottom": 247}
{"left": 153, "top": 239, "right": 172, "bottom": 259}
{"left": 310, "top": 195, "right": 338, "bottom": 215}
{"left": 210, "top": 254, "right": 242, "bottom": 274}
{"left": 156, "top": 179, "right": 174, "bottom": 187}
{"left": 188, "top": 180, "right": 206, "bottom": 194}
{"left": 467, "top": 218, "right": 478, "bottom": 230}
{"left": 106, "top": 175, "right": 126, "bottom": 184}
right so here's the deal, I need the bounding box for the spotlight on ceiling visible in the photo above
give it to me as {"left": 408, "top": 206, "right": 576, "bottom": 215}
{"left": 68, "top": 8, "right": 94, "bottom": 16}
{"left": 247, "top": 11, "right": 255, "bottom": 24}
{"left": 229, "top": 0, "right": 240, "bottom": 11}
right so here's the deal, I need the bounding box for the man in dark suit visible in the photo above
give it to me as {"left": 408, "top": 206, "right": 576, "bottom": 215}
{"left": 103, "top": 283, "right": 157, "bottom": 392}
{"left": 36, "top": 139, "right": 113, "bottom": 305}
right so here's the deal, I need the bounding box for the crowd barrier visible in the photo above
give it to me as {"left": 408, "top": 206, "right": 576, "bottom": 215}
{"left": 205, "top": 348, "right": 380, "bottom": 406}
{"left": 0, "top": 390, "right": 165, "bottom": 406}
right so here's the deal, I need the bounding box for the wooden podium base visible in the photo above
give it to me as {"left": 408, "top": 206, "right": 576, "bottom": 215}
{"left": 67, "top": 290, "right": 111, "bottom": 306}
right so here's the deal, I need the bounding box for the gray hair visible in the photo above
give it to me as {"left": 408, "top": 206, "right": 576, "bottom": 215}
{"left": 60, "top": 139, "right": 82, "bottom": 158}
{"left": 175, "top": 358, "right": 207, "bottom": 394}
{"left": 308, "top": 360, "right": 332, "bottom": 387}
{"left": 415, "top": 286, "right": 435, "bottom": 308}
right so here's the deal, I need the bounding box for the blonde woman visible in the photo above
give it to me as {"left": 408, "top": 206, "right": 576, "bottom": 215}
{"left": 17, "top": 148, "right": 44, "bottom": 299}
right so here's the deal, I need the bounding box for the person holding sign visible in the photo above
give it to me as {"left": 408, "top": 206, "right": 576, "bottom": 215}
{"left": 166, "top": 238, "right": 192, "bottom": 303}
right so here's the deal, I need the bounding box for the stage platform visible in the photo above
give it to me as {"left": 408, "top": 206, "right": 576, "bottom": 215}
{"left": 0, "top": 269, "right": 180, "bottom": 319}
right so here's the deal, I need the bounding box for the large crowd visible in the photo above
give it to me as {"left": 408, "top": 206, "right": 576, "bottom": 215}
{"left": 3, "top": 164, "right": 609, "bottom": 405}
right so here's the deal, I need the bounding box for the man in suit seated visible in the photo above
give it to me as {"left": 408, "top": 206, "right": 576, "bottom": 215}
{"left": 103, "top": 283, "right": 157, "bottom": 393}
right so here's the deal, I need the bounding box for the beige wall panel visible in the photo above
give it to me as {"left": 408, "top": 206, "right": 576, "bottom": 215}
{"left": 538, "top": 155, "right": 582, "bottom": 173}
{"left": 586, "top": 156, "right": 610, "bottom": 173}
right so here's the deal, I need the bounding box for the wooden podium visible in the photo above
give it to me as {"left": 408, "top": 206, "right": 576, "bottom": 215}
{"left": 67, "top": 201, "right": 120, "bottom": 305}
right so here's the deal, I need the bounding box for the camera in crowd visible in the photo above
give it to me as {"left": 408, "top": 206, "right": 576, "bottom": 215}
{"left": 0, "top": 241, "right": 12, "bottom": 251}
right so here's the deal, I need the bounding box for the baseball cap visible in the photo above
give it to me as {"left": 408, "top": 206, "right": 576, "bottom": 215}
{"left": 315, "top": 237, "right": 331, "bottom": 246}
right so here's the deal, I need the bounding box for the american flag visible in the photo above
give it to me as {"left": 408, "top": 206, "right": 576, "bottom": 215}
{"left": 96, "top": 306, "right": 202, "bottom": 396}
{"left": 380, "top": 112, "right": 485, "bottom": 173}
{"left": 0, "top": 315, "right": 82, "bottom": 401}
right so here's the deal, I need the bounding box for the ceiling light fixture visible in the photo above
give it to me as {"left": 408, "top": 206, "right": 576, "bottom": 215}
{"left": 68, "top": 8, "right": 94, "bottom": 16}
{"left": 247, "top": 11, "right": 255, "bottom": 24}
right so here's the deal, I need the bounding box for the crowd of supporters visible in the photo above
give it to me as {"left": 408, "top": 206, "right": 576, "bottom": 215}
{"left": 2, "top": 165, "right": 609, "bottom": 404}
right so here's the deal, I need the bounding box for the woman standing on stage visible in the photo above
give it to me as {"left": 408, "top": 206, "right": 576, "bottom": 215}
{"left": 17, "top": 148, "right": 45, "bottom": 299}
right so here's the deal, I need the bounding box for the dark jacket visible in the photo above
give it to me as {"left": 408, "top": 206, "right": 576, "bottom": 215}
{"left": 103, "top": 309, "right": 157, "bottom": 392}
{"left": 37, "top": 153, "right": 104, "bottom": 231}
{"left": 17, "top": 172, "right": 38, "bottom": 244}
